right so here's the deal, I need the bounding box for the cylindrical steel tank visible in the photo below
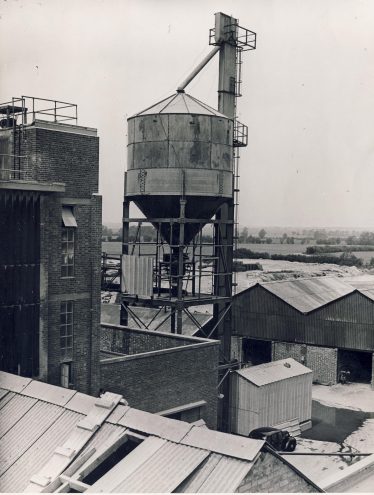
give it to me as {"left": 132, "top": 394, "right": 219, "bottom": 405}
{"left": 126, "top": 91, "right": 234, "bottom": 244}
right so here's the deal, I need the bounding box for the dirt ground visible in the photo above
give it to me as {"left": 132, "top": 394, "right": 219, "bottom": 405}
{"left": 283, "top": 383, "right": 374, "bottom": 487}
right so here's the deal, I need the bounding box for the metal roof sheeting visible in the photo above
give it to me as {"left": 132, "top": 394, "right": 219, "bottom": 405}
{"left": 0, "top": 388, "right": 8, "bottom": 400}
{"left": 0, "top": 409, "right": 82, "bottom": 493}
{"left": 0, "top": 371, "right": 31, "bottom": 393}
{"left": 359, "top": 289, "right": 374, "bottom": 302}
{"left": 106, "top": 404, "right": 130, "bottom": 424}
{"left": 75, "top": 422, "right": 127, "bottom": 466}
{"left": 175, "top": 453, "right": 222, "bottom": 492}
{"left": 111, "top": 440, "right": 209, "bottom": 493}
{"left": 64, "top": 392, "right": 98, "bottom": 415}
{"left": 0, "top": 373, "right": 316, "bottom": 494}
{"left": 237, "top": 358, "right": 312, "bottom": 387}
{"left": 194, "top": 455, "right": 253, "bottom": 493}
{"left": 0, "top": 400, "right": 63, "bottom": 478}
{"left": 117, "top": 407, "right": 193, "bottom": 442}
{"left": 87, "top": 436, "right": 167, "bottom": 492}
{"left": 261, "top": 277, "right": 354, "bottom": 313}
{"left": 21, "top": 380, "right": 76, "bottom": 406}
{"left": 0, "top": 394, "right": 37, "bottom": 438}
{"left": 0, "top": 390, "right": 15, "bottom": 410}
{"left": 133, "top": 92, "right": 228, "bottom": 118}
{"left": 180, "top": 426, "right": 263, "bottom": 461}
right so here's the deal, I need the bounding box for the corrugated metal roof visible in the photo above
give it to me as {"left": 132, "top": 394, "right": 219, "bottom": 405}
{"left": 0, "top": 371, "right": 31, "bottom": 393}
{"left": 0, "top": 409, "right": 82, "bottom": 493}
{"left": 21, "top": 380, "right": 77, "bottom": 406}
{"left": 0, "top": 388, "right": 8, "bottom": 400}
{"left": 112, "top": 440, "right": 209, "bottom": 493}
{"left": 175, "top": 453, "right": 222, "bottom": 492}
{"left": 75, "top": 421, "right": 127, "bottom": 466}
{"left": 87, "top": 435, "right": 167, "bottom": 492}
{"left": 261, "top": 277, "right": 354, "bottom": 313}
{"left": 0, "top": 390, "right": 15, "bottom": 410}
{"left": 117, "top": 407, "right": 193, "bottom": 442}
{"left": 341, "top": 274, "right": 374, "bottom": 289}
{"left": 132, "top": 92, "right": 228, "bottom": 118}
{"left": 180, "top": 426, "right": 263, "bottom": 461}
{"left": 64, "top": 392, "right": 97, "bottom": 415}
{"left": 359, "top": 289, "right": 374, "bottom": 301}
{"left": 0, "top": 400, "right": 63, "bottom": 478}
{"left": 105, "top": 404, "right": 130, "bottom": 424}
{"left": 0, "top": 394, "right": 37, "bottom": 438}
{"left": 195, "top": 455, "right": 253, "bottom": 493}
{"left": 237, "top": 358, "right": 312, "bottom": 387}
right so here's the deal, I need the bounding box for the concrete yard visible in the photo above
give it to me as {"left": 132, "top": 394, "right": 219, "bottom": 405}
{"left": 284, "top": 383, "right": 374, "bottom": 491}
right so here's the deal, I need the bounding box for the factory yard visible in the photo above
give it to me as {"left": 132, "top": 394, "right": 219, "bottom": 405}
{"left": 284, "top": 383, "right": 374, "bottom": 489}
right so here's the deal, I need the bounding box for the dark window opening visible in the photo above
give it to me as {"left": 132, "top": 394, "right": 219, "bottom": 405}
{"left": 337, "top": 349, "right": 372, "bottom": 383}
{"left": 242, "top": 338, "right": 272, "bottom": 366}
{"left": 61, "top": 227, "right": 75, "bottom": 277}
{"left": 60, "top": 301, "right": 73, "bottom": 360}
{"left": 82, "top": 438, "right": 139, "bottom": 485}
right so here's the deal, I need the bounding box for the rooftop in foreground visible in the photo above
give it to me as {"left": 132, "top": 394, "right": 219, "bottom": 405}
{"left": 0, "top": 371, "right": 321, "bottom": 493}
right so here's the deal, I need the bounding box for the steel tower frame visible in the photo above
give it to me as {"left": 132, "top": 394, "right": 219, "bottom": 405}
{"left": 121, "top": 13, "right": 256, "bottom": 430}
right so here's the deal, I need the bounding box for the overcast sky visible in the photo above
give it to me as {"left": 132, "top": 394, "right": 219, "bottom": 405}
{"left": 1, "top": 0, "right": 374, "bottom": 228}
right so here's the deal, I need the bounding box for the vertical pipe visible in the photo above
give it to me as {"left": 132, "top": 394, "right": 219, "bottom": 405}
{"left": 177, "top": 198, "right": 186, "bottom": 334}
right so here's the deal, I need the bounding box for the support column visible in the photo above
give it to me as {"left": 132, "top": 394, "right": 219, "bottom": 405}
{"left": 120, "top": 173, "right": 129, "bottom": 326}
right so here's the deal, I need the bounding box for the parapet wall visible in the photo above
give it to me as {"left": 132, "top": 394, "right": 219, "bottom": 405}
{"left": 100, "top": 323, "right": 220, "bottom": 428}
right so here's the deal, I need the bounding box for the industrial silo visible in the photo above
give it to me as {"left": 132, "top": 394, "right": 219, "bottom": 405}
{"left": 125, "top": 91, "right": 234, "bottom": 245}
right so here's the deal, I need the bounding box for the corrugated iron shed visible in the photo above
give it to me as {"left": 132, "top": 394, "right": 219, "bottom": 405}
{"left": 237, "top": 358, "right": 312, "bottom": 387}
{"left": 261, "top": 277, "right": 354, "bottom": 313}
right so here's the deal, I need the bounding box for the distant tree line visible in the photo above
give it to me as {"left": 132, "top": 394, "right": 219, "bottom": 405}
{"left": 234, "top": 247, "right": 363, "bottom": 267}
{"left": 306, "top": 245, "right": 374, "bottom": 254}
{"left": 346, "top": 231, "right": 374, "bottom": 246}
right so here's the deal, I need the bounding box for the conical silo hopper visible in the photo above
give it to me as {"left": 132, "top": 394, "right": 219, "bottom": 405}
{"left": 126, "top": 91, "right": 234, "bottom": 245}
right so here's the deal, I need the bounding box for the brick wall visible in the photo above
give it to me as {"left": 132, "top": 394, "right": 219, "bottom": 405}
{"left": 272, "top": 341, "right": 338, "bottom": 385}
{"left": 22, "top": 126, "right": 99, "bottom": 197}
{"left": 27, "top": 124, "right": 101, "bottom": 395}
{"left": 100, "top": 334, "right": 219, "bottom": 429}
{"left": 237, "top": 451, "right": 319, "bottom": 493}
{"left": 101, "top": 323, "right": 197, "bottom": 355}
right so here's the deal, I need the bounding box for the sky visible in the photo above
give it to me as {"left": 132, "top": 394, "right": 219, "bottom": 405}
{"left": 1, "top": 0, "right": 374, "bottom": 228}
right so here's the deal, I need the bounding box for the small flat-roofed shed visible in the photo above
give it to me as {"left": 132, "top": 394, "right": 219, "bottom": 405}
{"left": 230, "top": 358, "right": 313, "bottom": 435}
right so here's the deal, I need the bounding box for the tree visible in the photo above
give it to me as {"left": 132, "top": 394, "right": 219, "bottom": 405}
{"left": 239, "top": 227, "right": 249, "bottom": 243}
{"left": 258, "top": 229, "right": 266, "bottom": 240}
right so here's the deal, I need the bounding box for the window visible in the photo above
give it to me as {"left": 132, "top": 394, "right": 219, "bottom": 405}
{"left": 61, "top": 206, "right": 77, "bottom": 277}
{"left": 60, "top": 301, "right": 73, "bottom": 353}
{"left": 60, "top": 362, "right": 72, "bottom": 388}
{"left": 61, "top": 227, "right": 75, "bottom": 277}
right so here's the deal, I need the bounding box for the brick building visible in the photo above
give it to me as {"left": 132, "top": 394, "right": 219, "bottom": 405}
{"left": 100, "top": 324, "right": 220, "bottom": 428}
{"left": 0, "top": 97, "right": 101, "bottom": 395}
{"left": 232, "top": 276, "right": 374, "bottom": 387}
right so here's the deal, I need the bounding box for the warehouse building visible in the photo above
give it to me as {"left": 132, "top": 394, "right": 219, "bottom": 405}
{"left": 0, "top": 372, "right": 322, "bottom": 493}
{"left": 232, "top": 276, "right": 374, "bottom": 387}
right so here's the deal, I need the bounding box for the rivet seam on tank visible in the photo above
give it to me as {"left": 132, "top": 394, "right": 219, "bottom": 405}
{"left": 138, "top": 169, "right": 147, "bottom": 193}
{"left": 219, "top": 171, "right": 224, "bottom": 195}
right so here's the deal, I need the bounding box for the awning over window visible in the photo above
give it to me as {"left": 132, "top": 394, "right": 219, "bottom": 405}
{"left": 62, "top": 206, "right": 77, "bottom": 227}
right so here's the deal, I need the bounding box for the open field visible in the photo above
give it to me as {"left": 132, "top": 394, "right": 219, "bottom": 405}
{"left": 102, "top": 241, "right": 374, "bottom": 264}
